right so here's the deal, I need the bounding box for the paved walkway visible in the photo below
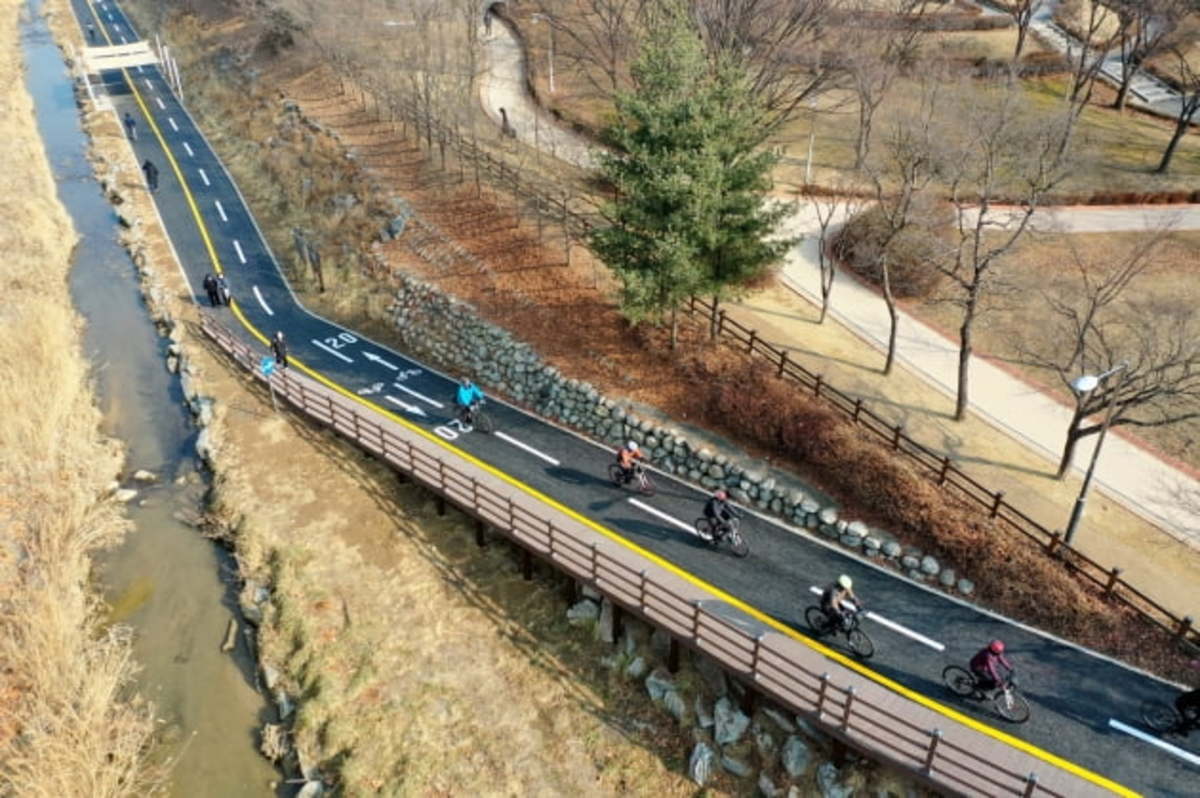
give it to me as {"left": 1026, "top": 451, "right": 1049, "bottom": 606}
{"left": 476, "top": 15, "right": 1200, "bottom": 549}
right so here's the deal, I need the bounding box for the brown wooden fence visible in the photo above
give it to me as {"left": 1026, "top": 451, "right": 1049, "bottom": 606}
{"left": 200, "top": 315, "right": 1129, "bottom": 798}
{"left": 683, "top": 295, "right": 1198, "bottom": 651}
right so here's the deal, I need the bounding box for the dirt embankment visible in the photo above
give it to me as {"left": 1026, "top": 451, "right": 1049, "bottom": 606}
{"left": 0, "top": 1, "right": 162, "bottom": 794}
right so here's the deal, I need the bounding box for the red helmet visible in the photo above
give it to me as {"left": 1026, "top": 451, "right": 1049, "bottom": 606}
{"left": 988, "top": 640, "right": 1005, "bottom": 655}
{"left": 715, "top": 489, "right": 728, "bottom": 500}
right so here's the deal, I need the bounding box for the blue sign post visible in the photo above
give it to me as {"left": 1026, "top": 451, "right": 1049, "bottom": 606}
{"left": 260, "top": 356, "right": 278, "bottom": 411}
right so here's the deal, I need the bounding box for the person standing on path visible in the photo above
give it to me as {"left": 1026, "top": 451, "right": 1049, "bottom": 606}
{"left": 123, "top": 111, "right": 137, "bottom": 141}
{"left": 86, "top": 22, "right": 96, "bottom": 43}
{"left": 141, "top": 159, "right": 159, "bottom": 193}
{"left": 216, "top": 274, "right": 232, "bottom": 306}
{"left": 202, "top": 273, "right": 221, "bottom": 307}
{"left": 270, "top": 331, "right": 289, "bottom": 370}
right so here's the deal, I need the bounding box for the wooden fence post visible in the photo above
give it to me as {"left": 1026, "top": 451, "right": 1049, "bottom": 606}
{"left": 717, "top": 309, "right": 726, "bottom": 335}
{"left": 815, "top": 673, "right": 830, "bottom": 718}
{"left": 778, "top": 350, "right": 789, "bottom": 378}
{"left": 667, "top": 637, "right": 680, "bottom": 673}
{"left": 841, "top": 686, "right": 855, "bottom": 730}
{"left": 1104, "top": 567, "right": 1122, "bottom": 597}
{"left": 853, "top": 398, "right": 862, "bottom": 423}
{"left": 938, "top": 455, "right": 952, "bottom": 486}
{"left": 990, "top": 490, "right": 1005, "bottom": 518}
{"left": 891, "top": 424, "right": 903, "bottom": 451}
{"left": 1045, "top": 531, "right": 1062, "bottom": 557}
{"left": 747, "top": 329, "right": 758, "bottom": 353}
{"left": 1176, "top": 615, "right": 1194, "bottom": 642}
{"left": 475, "top": 518, "right": 487, "bottom": 548}
{"left": 923, "top": 729, "right": 942, "bottom": 774}
{"left": 1022, "top": 773, "right": 1038, "bottom": 798}
{"left": 814, "top": 374, "right": 823, "bottom": 398}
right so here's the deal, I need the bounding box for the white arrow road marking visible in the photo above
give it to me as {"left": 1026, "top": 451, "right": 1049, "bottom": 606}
{"left": 198, "top": 168, "right": 210, "bottom": 186}
{"left": 494, "top": 431, "right": 560, "bottom": 466}
{"left": 168, "top": 117, "right": 178, "bottom": 132}
{"left": 312, "top": 339, "right": 353, "bottom": 363}
{"left": 385, "top": 395, "right": 426, "bottom": 417}
{"left": 232, "top": 239, "right": 246, "bottom": 264}
{"left": 214, "top": 200, "right": 228, "bottom": 222}
{"left": 154, "top": 96, "right": 165, "bottom": 110}
{"left": 806, "top": 586, "right": 944, "bottom": 651}
{"left": 362, "top": 351, "right": 399, "bottom": 371}
{"left": 252, "top": 286, "right": 273, "bottom": 316}
{"left": 394, "top": 384, "right": 443, "bottom": 408}
{"left": 1108, "top": 719, "right": 1200, "bottom": 766}
{"left": 357, "top": 382, "right": 384, "bottom": 396}
{"left": 183, "top": 142, "right": 194, "bottom": 157}
{"left": 628, "top": 498, "right": 696, "bottom": 535}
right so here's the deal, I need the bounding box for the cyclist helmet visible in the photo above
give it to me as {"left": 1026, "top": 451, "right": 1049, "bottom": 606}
{"left": 988, "top": 640, "right": 1005, "bottom": 655}
{"left": 460, "top": 376, "right": 471, "bottom": 387}
{"left": 627, "top": 441, "right": 639, "bottom": 451}
{"left": 275, "top": 331, "right": 284, "bottom": 341}
{"left": 715, "top": 489, "right": 728, "bottom": 500}
{"left": 837, "top": 574, "right": 852, "bottom": 591}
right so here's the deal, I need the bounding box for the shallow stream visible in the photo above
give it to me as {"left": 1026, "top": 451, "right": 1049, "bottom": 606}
{"left": 20, "top": 1, "right": 278, "bottom": 794}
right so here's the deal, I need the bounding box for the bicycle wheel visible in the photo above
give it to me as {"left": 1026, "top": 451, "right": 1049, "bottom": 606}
{"left": 726, "top": 526, "right": 749, "bottom": 558}
{"left": 994, "top": 689, "right": 1031, "bottom": 724}
{"left": 607, "top": 463, "right": 626, "bottom": 487}
{"left": 805, "top": 606, "right": 833, "bottom": 637}
{"left": 942, "top": 666, "right": 977, "bottom": 698}
{"left": 474, "top": 409, "right": 496, "bottom": 434}
{"left": 847, "top": 628, "right": 875, "bottom": 659}
{"left": 635, "top": 469, "right": 656, "bottom": 497}
{"left": 1140, "top": 700, "right": 1180, "bottom": 734}
{"left": 693, "top": 518, "right": 716, "bottom": 543}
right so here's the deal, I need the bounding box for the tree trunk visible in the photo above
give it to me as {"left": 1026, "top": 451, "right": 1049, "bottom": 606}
{"left": 1155, "top": 113, "right": 1193, "bottom": 174}
{"left": 881, "top": 264, "right": 898, "bottom": 375}
{"left": 670, "top": 305, "right": 679, "bottom": 350}
{"left": 1014, "top": 25, "right": 1028, "bottom": 61}
{"left": 1113, "top": 73, "right": 1133, "bottom": 111}
{"left": 954, "top": 305, "right": 976, "bottom": 421}
{"left": 710, "top": 294, "right": 720, "bottom": 341}
{"left": 1057, "top": 406, "right": 1087, "bottom": 478}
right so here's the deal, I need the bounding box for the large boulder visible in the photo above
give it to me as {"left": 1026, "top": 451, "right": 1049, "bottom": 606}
{"left": 688, "top": 742, "right": 717, "bottom": 786}
{"left": 714, "top": 697, "right": 751, "bottom": 746}
{"left": 780, "top": 735, "right": 812, "bottom": 778}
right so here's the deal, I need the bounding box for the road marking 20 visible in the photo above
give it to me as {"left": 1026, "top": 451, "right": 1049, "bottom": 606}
{"left": 324, "top": 332, "right": 358, "bottom": 350}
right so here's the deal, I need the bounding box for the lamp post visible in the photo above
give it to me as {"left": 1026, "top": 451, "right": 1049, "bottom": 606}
{"left": 531, "top": 13, "right": 556, "bottom": 94}
{"left": 1064, "top": 361, "right": 1128, "bottom": 546}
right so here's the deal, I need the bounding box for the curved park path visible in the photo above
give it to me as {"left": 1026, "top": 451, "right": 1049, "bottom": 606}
{"left": 479, "top": 15, "right": 1200, "bottom": 616}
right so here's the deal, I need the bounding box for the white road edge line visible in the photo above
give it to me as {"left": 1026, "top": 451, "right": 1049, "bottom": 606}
{"left": 1108, "top": 719, "right": 1200, "bottom": 766}
{"left": 168, "top": 117, "right": 179, "bottom": 132}
{"left": 395, "top": 384, "right": 443, "bottom": 408}
{"left": 183, "top": 142, "right": 194, "bottom": 157}
{"left": 232, "top": 239, "right": 247, "bottom": 264}
{"left": 198, "top": 167, "right": 210, "bottom": 186}
{"left": 155, "top": 96, "right": 165, "bottom": 110}
{"left": 494, "top": 431, "right": 560, "bottom": 466}
{"left": 628, "top": 498, "right": 696, "bottom": 535}
{"left": 312, "top": 339, "right": 353, "bottom": 363}
{"left": 214, "top": 200, "right": 228, "bottom": 222}
{"left": 252, "top": 286, "right": 274, "bottom": 316}
{"left": 806, "top": 586, "right": 944, "bottom": 651}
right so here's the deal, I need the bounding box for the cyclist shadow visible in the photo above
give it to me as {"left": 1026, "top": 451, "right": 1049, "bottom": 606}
{"left": 604, "top": 516, "right": 714, "bottom": 551}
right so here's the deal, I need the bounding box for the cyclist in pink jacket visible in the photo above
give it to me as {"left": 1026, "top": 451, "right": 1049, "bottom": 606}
{"left": 970, "top": 640, "right": 1013, "bottom": 692}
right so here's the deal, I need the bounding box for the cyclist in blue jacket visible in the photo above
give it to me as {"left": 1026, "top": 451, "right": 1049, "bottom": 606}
{"left": 455, "top": 377, "right": 485, "bottom": 424}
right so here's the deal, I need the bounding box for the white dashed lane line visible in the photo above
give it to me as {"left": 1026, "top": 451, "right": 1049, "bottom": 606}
{"left": 394, "top": 384, "right": 443, "bottom": 408}
{"left": 494, "top": 431, "right": 560, "bottom": 466}
{"left": 1108, "top": 719, "right": 1200, "bottom": 766}
{"left": 232, "top": 239, "right": 247, "bottom": 264}
{"left": 312, "top": 339, "right": 354, "bottom": 363}
{"left": 628, "top": 498, "right": 696, "bottom": 535}
{"left": 168, "top": 117, "right": 179, "bottom": 132}
{"left": 143, "top": 78, "right": 153, "bottom": 90}
{"left": 198, "top": 168, "right": 210, "bottom": 186}
{"left": 183, "top": 142, "right": 194, "bottom": 157}
{"left": 806, "top": 586, "right": 944, "bottom": 651}
{"left": 252, "top": 286, "right": 274, "bottom": 316}
{"left": 155, "top": 96, "right": 166, "bottom": 110}
{"left": 214, "top": 200, "right": 228, "bottom": 222}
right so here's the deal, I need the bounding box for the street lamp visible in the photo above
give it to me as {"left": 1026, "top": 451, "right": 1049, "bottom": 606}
{"left": 531, "top": 13, "right": 556, "bottom": 94}
{"left": 1063, "top": 361, "right": 1128, "bottom": 546}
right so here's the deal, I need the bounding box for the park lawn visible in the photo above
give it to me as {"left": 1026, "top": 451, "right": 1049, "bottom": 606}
{"left": 1054, "top": 0, "right": 1123, "bottom": 45}
{"left": 922, "top": 28, "right": 1050, "bottom": 61}
{"left": 1145, "top": 13, "right": 1200, "bottom": 86}
{"left": 911, "top": 230, "right": 1200, "bottom": 471}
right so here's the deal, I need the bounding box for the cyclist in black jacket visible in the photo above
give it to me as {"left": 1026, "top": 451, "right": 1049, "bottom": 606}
{"left": 703, "top": 489, "right": 740, "bottom": 539}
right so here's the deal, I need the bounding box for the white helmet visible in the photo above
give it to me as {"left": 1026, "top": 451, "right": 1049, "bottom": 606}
{"left": 627, "top": 441, "right": 639, "bottom": 452}
{"left": 837, "top": 575, "right": 852, "bottom": 591}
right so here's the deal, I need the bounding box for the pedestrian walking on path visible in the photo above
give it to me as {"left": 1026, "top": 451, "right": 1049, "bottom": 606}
{"left": 123, "top": 111, "right": 137, "bottom": 141}
{"left": 86, "top": 22, "right": 96, "bottom": 43}
{"left": 202, "top": 273, "right": 221, "bottom": 307}
{"left": 271, "top": 331, "right": 289, "bottom": 370}
{"left": 217, "top": 274, "right": 232, "bottom": 306}
{"left": 141, "top": 158, "right": 159, "bottom": 193}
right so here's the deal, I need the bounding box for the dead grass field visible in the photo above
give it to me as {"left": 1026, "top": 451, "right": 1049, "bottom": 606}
{"left": 0, "top": 1, "right": 163, "bottom": 794}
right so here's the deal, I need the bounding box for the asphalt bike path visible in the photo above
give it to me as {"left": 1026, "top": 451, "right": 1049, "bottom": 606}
{"left": 73, "top": 2, "right": 1197, "bottom": 793}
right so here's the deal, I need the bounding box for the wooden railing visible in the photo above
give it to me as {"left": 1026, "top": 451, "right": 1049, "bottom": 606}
{"left": 201, "top": 315, "right": 1123, "bottom": 797}
{"left": 684, "top": 295, "right": 1198, "bottom": 651}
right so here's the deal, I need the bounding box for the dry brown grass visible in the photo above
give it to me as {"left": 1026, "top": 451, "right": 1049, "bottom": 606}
{"left": 0, "top": 1, "right": 164, "bottom": 794}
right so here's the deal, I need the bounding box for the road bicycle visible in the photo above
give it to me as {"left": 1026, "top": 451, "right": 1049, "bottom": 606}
{"left": 942, "top": 665, "right": 1031, "bottom": 723}
{"left": 1140, "top": 698, "right": 1198, "bottom": 738}
{"left": 804, "top": 605, "right": 875, "bottom": 659}
{"left": 607, "top": 461, "right": 655, "bottom": 496}
{"left": 457, "top": 400, "right": 495, "bottom": 434}
{"left": 693, "top": 515, "right": 750, "bottom": 558}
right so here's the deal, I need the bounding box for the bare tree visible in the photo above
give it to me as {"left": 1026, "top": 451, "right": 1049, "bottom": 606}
{"left": 845, "top": 0, "right": 926, "bottom": 169}
{"left": 1017, "top": 230, "right": 1200, "bottom": 477}
{"left": 941, "top": 81, "right": 1071, "bottom": 420}
{"left": 552, "top": 0, "right": 649, "bottom": 95}
{"left": 1111, "top": 0, "right": 1189, "bottom": 111}
{"left": 1156, "top": 40, "right": 1200, "bottom": 174}
{"left": 693, "top": 0, "right": 846, "bottom": 133}
{"left": 812, "top": 187, "right": 862, "bottom": 324}
{"left": 1062, "top": 0, "right": 1117, "bottom": 108}
{"left": 1003, "top": 0, "right": 1045, "bottom": 61}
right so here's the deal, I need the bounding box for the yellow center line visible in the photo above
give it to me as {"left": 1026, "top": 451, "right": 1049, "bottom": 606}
{"left": 83, "top": 4, "right": 1136, "bottom": 793}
